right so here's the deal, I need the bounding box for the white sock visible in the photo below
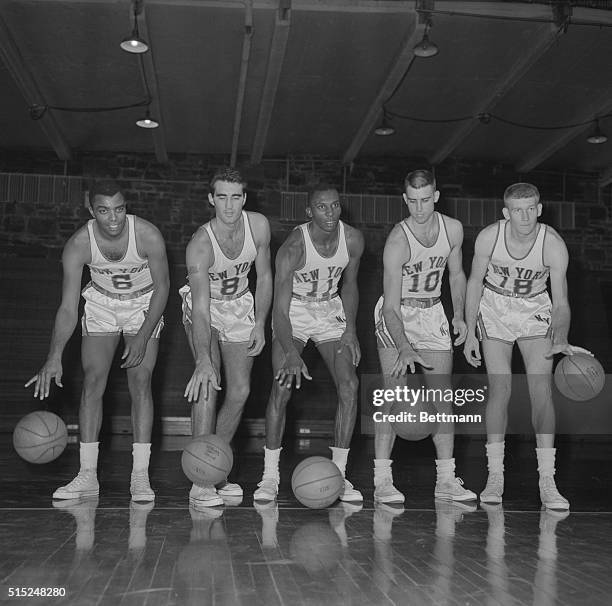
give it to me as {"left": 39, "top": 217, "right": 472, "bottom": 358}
{"left": 263, "top": 447, "right": 281, "bottom": 480}
{"left": 132, "top": 443, "right": 152, "bottom": 472}
{"left": 536, "top": 447, "right": 556, "bottom": 478}
{"left": 374, "top": 458, "right": 393, "bottom": 487}
{"left": 486, "top": 441, "right": 505, "bottom": 474}
{"left": 79, "top": 442, "right": 99, "bottom": 472}
{"left": 330, "top": 446, "right": 349, "bottom": 477}
{"left": 435, "top": 458, "right": 455, "bottom": 482}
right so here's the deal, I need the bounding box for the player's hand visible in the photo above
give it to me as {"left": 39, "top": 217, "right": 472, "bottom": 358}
{"left": 24, "top": 359, "right": 63, "bottom": 400}
{"left": 463, "top": 333, "right": 482, "bottom": 367}
{"left": 275, "top": 351, "right": 312, "bottom": 389}
{"left": 544, "top": 342, "right": 593, "bottom": 359}
{"left": 247, "top": 324, "right": 266, "bottom": 357}
{"left": 392, "top": 346, "right": 433, "bottom": 376}
{"left": 452, "top": 317, "right": 467, "bottom": 346}
{"left": 338, "top": 330, "right": 361, "bottom": 366}
{"left": 184, "top": 359, "right": 221, "bottom": 403}
{"left": 121, "top": 334, "right": 148, "bottom": 368}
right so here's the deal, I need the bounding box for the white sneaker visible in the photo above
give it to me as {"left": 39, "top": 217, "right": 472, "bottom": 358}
{"left": 539, "top": 476, "right": 570, "bottom": 510}
{"left": 434, "top": 477, "right": 477, "bottom": 501}
{"left": 189, "top": 484, "right": 223, "bottom": 508}
{"left": 130, "top": 471, "right": 155, "bottom": 502}
{"left": 254, "top": 477, "right": 278, "bottom": 501}
{"left": 480, "top": 473, "right": 504, "bottom": 504}
{"left": 53, "top": 470, "right": 99, "bottom": 500}
{"left": 374, "top": 478, "right": 405, "bottom": 504}
{"left": 340, "top": 479, "right": 363, "bottom": 502}
{"left": 217, "top": 481, "right": 243, "bottom": 497}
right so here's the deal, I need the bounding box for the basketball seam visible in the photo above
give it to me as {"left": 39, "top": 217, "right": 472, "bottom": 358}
{"left": 565, "top": 357, "right": 596, "bottom": 397}
{"left": 35, "top": 412, "right": 54, "bottom": 436}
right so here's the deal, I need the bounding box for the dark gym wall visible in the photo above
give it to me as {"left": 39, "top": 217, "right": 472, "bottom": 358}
{"left": 1, "top": 150, "right": 610, "bottom": 434}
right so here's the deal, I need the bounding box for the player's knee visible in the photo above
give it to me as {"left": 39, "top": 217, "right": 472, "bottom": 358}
{"left": 128, "top": 369, "right": 153, "bottom": 396}
{"left": 227, "top": 383, "right": 250, "bottom": 406}
{"left": 82, "top": 373, "right": 108, "bottom": 398}
{"left": 269, "top": 381, "right": 292, "bottom": 406}
{"left": 337, "top": 375, "right": 359, "bottom": 403}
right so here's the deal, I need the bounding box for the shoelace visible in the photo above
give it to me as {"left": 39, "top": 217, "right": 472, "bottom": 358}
{"left": 67, "top": 471, "right": 95, "bottom": 487}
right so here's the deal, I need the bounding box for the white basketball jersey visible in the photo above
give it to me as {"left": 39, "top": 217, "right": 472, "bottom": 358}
{"left": 205, "top": 211, "right": 257, "bottom": 299}
{"left": 292, "top": 221, "right": 349, "bottom": 299}
{"left": 87, "top": 215, "right": 152, "bottom": 294}
{"left": 399, "top": 212, "right": 450, "bottom": 298}
{"left": 485, "top": 220, "right": 549, "bottom": 297}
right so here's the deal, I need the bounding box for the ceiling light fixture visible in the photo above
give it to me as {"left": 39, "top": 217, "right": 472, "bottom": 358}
{"left": 121, "top": 5, "right": 149, "bottom": 54}
{"left": 587, "top": 120, "right": 608, "bottom": 145}
{"left": 413, "top": 19, "right": 439, "bottom": 58}
{"left": 375, "top": 111, "right": 395, "bottom": 136}
{"left": 136, "top": 108, "right": 159, "bottom": 128}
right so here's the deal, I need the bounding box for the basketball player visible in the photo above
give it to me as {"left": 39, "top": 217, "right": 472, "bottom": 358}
{"left": 373, "top": 169, "right": 476, "bottom": 504}
{"left": 25, "top": 179, "right": 169, "bottom": 502}
{"left": 180, "top": 167, "right": 272, "bottom": 507}
{"left": 254, "top": 182, "right": 364, "bottom": 502}
{"left": 464, "top": 182, "right": 590, "bottom": 510}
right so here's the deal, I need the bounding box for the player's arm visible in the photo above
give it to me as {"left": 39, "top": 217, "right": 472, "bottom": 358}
{"left": 24, "top": 231, "right": 88, "bottom": 399}
{"left": 545, "top": 228, "right": 591, "bottom": 358}
{"left": 248, "top": 213, "right": 273, "bottom": 357}
{"left": 122, "top": 220, "right": 170, "bottom": 368}
{"left": 463, "top": 225, "right": 496, "bottom": 367}
{"left": 445, "top": 218, "right": 468, "bottom": 346}
{"left": 273, "top": 230, "right": 311, "bottom": 388}
{"left": 338, "top": 225, "right": 364, "bottom": 366}
{"left": 184, "top": 229, "right": 221, "bottom": 402}
{"left": 381, "top": 226, "right": 431, "bottom": 375}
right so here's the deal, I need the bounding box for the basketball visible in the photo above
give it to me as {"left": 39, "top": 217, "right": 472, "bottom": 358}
{"left": 554, "top": 354, "right": 605, "bottom": 402}
{"left": 181, "top": 434, "right": 233, "bottom": 486}
{"left": 291, "top": 456, "right": 344, "bottom": 509}
{"left": 390, "top": 397, "right": 438, "bottom": 441}
{"left": 13, "top": 411, "right": 68, "bottom": 464}
{"left": 290, "top": 522, "right": 342, "bottom": 576}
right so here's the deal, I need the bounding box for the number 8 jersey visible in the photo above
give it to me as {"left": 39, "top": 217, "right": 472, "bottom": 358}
{"left": 206, "top": 211, "right": 256, "bottom": 300}
{"left": 400, "top": 212, "right": 450, "bottom": 299}
{"left": 87, "top": 215, "right": 152, "bottom": 295}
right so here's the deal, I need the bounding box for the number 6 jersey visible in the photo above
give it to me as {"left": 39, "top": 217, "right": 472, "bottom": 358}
{"left": 87, "top": 215, "right": 152, "bottom": 296}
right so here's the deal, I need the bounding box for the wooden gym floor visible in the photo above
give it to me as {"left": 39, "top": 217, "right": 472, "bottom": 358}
{"left": 1, "top": 434, "right": 611, "bottom": 606}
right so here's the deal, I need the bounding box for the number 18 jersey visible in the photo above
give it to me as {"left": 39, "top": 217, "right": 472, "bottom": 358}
{"left": 87, "top": 215, "right": 152, "bottom": 295}
{"left": 400, "top": 212, "right": 450, "bottom": 299}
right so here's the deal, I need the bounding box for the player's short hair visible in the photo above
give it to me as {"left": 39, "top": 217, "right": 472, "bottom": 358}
{"left": 307, "top": 181, "right": 339, "bottom": 205}
{"left": 404, "top": 169, "right": 436, "bottom": 191}
{"left": 503, "top": 182, "right": 540, "bottom": 204}
{"left": 210, "top": 167, "right": 247, "bottom": 192}
{"left": 90, "top": 179, "right": 123, "bottom": 203}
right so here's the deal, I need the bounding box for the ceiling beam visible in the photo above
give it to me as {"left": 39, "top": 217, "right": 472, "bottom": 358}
{"left": 230, "top": 0, "right": 254, "bottom": 167}
{"left": 251, "top": 2, "right": 291, "bottom": 165}
{"left": 0, "top": 14, "right": 71, "bottom": 160}
{"left": 429, "top": 22, "right": 560, "bottom": 166}
{"left": 28, "top": 0, "right": 612, "bottom": 22}
{"left": 600, "top": 166, "right": 612, "bottom": 189}
{"left": 342, "top": 17, "right": 425, "bottom": 166}
{"left": 516, "top": 95, "right": 612, "bottom": 174}
{"left": 136, "top": 6, "right": 168, "bottom": 164}
{"left": 140, "top": 0, "right": 612, "bottom": 23}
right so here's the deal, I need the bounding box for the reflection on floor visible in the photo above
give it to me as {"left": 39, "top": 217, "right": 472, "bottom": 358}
{"left": 1, "top": 435, "right": 611, "bottom": 605}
